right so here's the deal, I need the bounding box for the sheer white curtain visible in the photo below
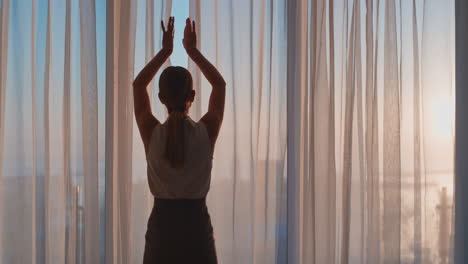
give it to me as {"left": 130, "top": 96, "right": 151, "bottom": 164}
{"left": 0, "top": 0, "right": 105, "bottom": 263}
{"left": 0, "top": 0, "right": 457, "bottom": 263}
{"left": 287, "top": 0, "right": 455, "bottom": 263}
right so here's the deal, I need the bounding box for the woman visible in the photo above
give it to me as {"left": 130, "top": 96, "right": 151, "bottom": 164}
{"left": 133, "top": 17, "right": 225, "bottom": 263}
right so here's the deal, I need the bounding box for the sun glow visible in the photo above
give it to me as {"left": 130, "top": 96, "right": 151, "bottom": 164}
{"left": 429, "top": 95, "right": 455, "bottom": 140}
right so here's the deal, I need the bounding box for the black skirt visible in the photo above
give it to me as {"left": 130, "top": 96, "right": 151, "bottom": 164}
{"left": 143, "top": 197, "right": 218, "bottom": 264}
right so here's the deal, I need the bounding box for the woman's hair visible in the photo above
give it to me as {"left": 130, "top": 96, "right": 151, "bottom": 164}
{"left": 159, "top": 66, "right": 193, "bottom": 168}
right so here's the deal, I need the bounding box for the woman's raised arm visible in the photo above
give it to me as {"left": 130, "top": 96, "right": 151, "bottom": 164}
{"left": 183, "top": 18, "right": 226, "bottom": 151}
{"left": 133, "top": 17, "right": 174, "bottom": 153}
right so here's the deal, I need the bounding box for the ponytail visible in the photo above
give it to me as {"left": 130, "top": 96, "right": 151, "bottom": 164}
{"left": 159, "top": 66, "right": 192, "bottom": 168}
{"left": 165, "top": 110, "right": 186, "bottom": 168}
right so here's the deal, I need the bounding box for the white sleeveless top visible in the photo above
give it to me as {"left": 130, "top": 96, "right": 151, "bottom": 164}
{"left": 146, "top": 116, "right": 213, "bottom": 199}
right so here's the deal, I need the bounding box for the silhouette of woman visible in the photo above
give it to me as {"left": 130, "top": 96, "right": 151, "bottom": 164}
{"left": 133, "top": 17, "right": 225, "bottom": 263}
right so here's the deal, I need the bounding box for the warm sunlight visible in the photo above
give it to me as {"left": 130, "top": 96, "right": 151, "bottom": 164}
{"left": 430, "top": 95, "right": 455, "bottom": 140}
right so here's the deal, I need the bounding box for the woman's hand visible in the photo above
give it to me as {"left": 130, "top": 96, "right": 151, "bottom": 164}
{"left": 161, "top": 16, "right": 174, "bottom": 53}
{"left": 183, "top": 18, "right": 197, "bottom": 53}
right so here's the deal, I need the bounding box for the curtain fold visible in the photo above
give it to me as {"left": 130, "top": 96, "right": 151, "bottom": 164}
{"left": 382, "top": 0, "right": 401, "bottom": 261}
{"left": 105, "top": 0, "right": 140, "bottom": 262}
{"left": 44, "top": 0, "right": 52, "bottom": 261}
{"left": 0, "top": 0, "right": 10, "bottom": 261}
{"left": 411, "top": 0, "right": 422, "bottom": 262}
{"left": 286, "top": 0, "right": 307, "bottom": 262}
{"left": 79, "top": 0, "right": 99, "bottom": 262}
